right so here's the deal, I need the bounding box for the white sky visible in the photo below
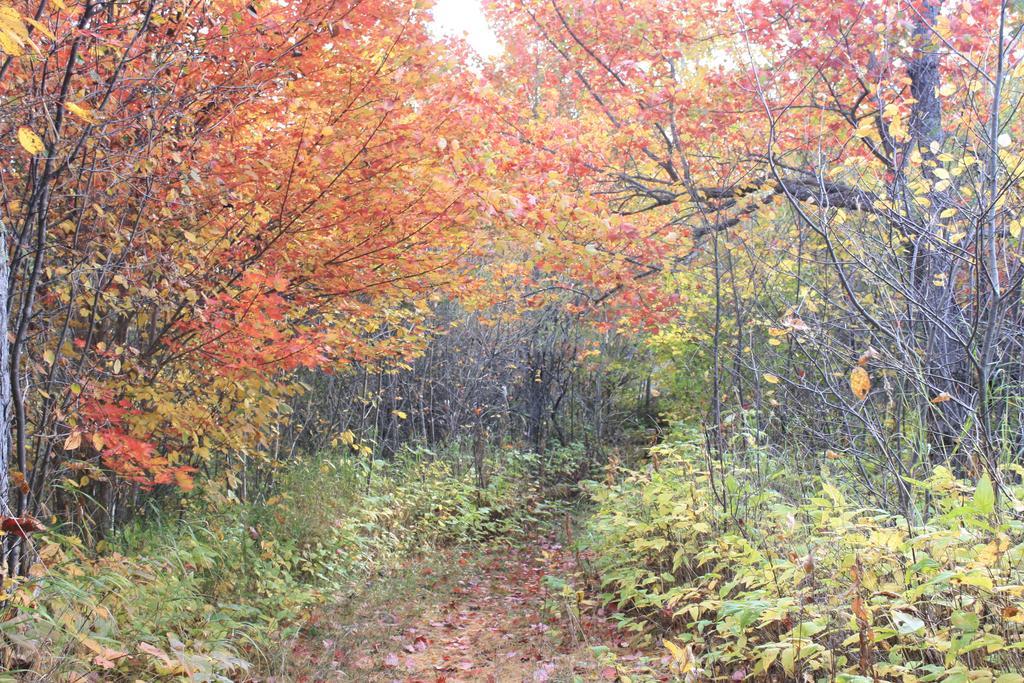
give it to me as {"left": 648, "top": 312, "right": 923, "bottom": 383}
{"left": 430, "top": 0, "right": 503, "bottom": 58}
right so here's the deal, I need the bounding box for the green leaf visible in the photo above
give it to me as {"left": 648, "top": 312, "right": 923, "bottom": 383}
{"left": 780, "top": 646, "right": 795, "bottom": 675}
{"left": 973, "top": 472, "right": 995, "bottom": 515}
{"left": 892, "top": 609, "right": 925, "bottom": 635}
{"left": 951, "top": 610, "right": 979, "bottom": 632}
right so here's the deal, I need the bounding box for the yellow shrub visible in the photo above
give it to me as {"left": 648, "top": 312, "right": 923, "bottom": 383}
{"left": 583, "top": 436, "right": 1024, "bottom": 681}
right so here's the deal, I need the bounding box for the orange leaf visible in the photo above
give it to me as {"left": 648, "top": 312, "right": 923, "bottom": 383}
{"left": 857, "top": 347, "right": 879, "bottom": 367}
{"left": 174, "top": 469, "right": 195, "bottom": 491}
{"left": 63, "top": 431, "right": 82, "bottom": 450}
{"left": 850, "top": 366, "right": 871, "bottom": 401}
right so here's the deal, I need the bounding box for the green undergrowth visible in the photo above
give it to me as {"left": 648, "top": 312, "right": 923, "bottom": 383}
{"left": 0, "top": 445, "right": 579, "bottom": 681}
{"left": 576, "top": 429, "right": 1024, "bottom": 682}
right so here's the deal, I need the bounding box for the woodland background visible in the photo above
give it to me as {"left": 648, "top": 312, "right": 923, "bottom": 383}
{"left": 0, "top": 0, "right": 1022, "bottom": 680}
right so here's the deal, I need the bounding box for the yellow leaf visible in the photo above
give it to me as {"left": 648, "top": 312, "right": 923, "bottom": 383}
{"left": 0, "top": 7, "right": 27, "bottom": 56}
{"left": 663, "top": 639, "right": 695, "bottom": 673}
{"left": 0, "top": 8, "right": 27, "bottom": 38}
{"left": 933, "top": 167, "right": 950, "bottom": 180}
{"left": 17, "top": 126, "right": 44, "bottom": 155}
{"left": 392, "top": 409, "right": 407, "bottom": 420}
{"left": 22, "top": 16, "right": 53, "bottom": 40}
{"left": 850, "top": 366, "right": 871, "bottom": 401}
{"left": 0, "top": 29, "right": 23, "bottom": 56}
{"left": 66, "top": 102, "right": 99, "bottom": 124}
{"left": 955, "top": 571, "right": 994, "bottom": 591}
{"left": 854, "top": 120, "right": 875, "bottom": 138}
{"left": 763, "top": 373, "right": 780, "bottom": 384}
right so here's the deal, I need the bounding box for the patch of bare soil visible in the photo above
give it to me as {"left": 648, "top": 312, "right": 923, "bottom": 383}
{"left": 277, "top": 538, "right": 639, "bottom": 682}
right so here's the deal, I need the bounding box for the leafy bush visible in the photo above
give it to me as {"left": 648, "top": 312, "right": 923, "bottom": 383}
{"left": 501, "top": 443, "right": 590, "bottom": 495}
{"left": 581, "top": 431, "right": 1024, "bottom": 681}
{"left": 0, "top": 448, "right": 556, "bottom": 680}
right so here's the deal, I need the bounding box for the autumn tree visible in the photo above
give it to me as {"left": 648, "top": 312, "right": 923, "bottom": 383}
{"left": 0, "top": 0, "right": 493, "bottom": 570}
{"left": 480, "top": 0, "right": 1023, "bottom": 510}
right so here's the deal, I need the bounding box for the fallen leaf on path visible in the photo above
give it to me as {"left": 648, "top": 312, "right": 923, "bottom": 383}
{"left": 533, "top": 662, "right": 556, "bottom": 682}
{"left": 351, "top": 655, "right": 373, "bottom": 670}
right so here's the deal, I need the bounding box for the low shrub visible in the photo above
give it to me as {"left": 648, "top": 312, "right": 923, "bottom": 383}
{"left": 581, "top": 431, "right": 1024, "bottom": 681}
{"left": 0, "top": 448, "right": 559, "bottom": 680}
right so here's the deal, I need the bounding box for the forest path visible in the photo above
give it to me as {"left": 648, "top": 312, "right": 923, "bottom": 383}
{"left": 279, "top": 534, "right": 643, "bottom": 682}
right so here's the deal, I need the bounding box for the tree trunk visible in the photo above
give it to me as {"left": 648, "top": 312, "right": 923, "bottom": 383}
{"left": 0, "top": 221, "right": 11, "bottom": 518}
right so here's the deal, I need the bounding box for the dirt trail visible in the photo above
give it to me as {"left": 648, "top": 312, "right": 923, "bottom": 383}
{"left": 281, "top": 537, "right": 647, "bottom": 682}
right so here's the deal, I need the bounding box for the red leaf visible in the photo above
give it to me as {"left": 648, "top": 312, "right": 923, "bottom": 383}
{"left": 1, "top": 516, "right": 47, "bottom": 538}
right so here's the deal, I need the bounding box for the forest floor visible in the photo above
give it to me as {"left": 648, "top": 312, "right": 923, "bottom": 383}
{"left": 277, "top": 533, "right": 664, "bottom": 683}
